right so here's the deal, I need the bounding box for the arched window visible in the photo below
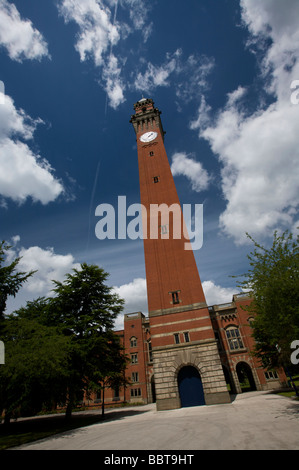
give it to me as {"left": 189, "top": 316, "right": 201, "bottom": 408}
{"left": 130, "top": 336, "right": 137, "bottom": 348}
{"left": 225, "top": 326, "right": 244, "bottom": 351}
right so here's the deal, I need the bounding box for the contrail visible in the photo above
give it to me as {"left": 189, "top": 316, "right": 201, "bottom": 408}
{"left": 112, "top": 0, "right": 118, "bottom": 26}
{"left": 86, "top": 159, "right": 101, "bottom": 251}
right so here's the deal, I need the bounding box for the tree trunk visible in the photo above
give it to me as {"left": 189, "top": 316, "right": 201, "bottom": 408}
{"left": 4, "top": 411, "right": 11, "bottom": 426}
{"left": 101, "top": 386, "right": 105, "bottom": 417}
{"left": 65, "top": 389, "right": 74, "bottom": 421}
{"left": 65, "top": 401, "right": 72, "bottom": 421}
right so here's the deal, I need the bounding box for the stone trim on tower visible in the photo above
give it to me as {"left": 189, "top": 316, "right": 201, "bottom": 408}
{"left": 130, "top": 98, "right": 165, "bottom": 141}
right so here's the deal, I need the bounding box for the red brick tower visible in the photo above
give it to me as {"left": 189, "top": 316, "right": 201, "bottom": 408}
{"left": 131, "top": 98, "right": 230, "bottom": 410}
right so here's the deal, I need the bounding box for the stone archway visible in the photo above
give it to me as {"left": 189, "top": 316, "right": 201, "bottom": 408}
{"left": 236, "top": 361, "right": 257, "bottom": 392}
{"left": 151, "top": 375, "right": 156, "bottom": 403}
{"left": 177, "top": 365, "right": 205, "bottom": 407}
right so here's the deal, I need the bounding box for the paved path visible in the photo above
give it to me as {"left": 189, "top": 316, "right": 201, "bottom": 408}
{"left": 15, "top": 391, "right": 299, "bottom": 450}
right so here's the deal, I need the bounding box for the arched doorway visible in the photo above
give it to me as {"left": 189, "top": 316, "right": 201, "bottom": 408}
{"left": 236, "top": 362, "right": 257, "bottom": 392}
{"left": 151, "top": 376, "right": 156, "bottom": 403}
{"left": 178, "top": 366, "right": 205, "bottom": 407}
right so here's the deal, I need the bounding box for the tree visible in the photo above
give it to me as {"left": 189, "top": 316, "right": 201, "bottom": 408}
{"left": 0, "top": 262, "right": 127, "bottom": 421}
{"left": 45, "top": 263, "right": 126, "bottom": 418}
{"left": 237, "top": 230, "right": 299, "bottom": 369}
{"left": 0, "top": 241, "right": 35, "bottom": 320}
{"left": 0, "top": 314, "right": 72, "bottom": 424}
{"left": 87, "top": 330, "right": 129, "bottom": 416}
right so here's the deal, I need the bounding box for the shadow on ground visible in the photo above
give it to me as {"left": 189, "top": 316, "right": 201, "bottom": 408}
{"left": 0, "top": 407, "right": 151, "bottom": 449}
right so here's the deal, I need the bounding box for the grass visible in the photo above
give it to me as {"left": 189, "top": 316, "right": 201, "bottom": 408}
{"left": 0, "top": 410, "right": 106, "bottom": 450}
{"left": 277, "top": 374, "right": 299, "bottom": 400}
{"left": 0, "top": 403, "right": 146, "bottom": 450}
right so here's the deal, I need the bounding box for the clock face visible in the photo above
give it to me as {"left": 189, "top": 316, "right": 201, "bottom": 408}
{"left": 140, "top": 131, "right": 157, "bottom": 143}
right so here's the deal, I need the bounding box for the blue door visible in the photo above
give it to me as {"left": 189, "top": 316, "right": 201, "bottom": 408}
{"left": 178, "top": 366, "right": 205, "bottom": 407}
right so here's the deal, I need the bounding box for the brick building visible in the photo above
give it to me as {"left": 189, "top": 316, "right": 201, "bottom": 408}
{"left": 87, "top": 98, "right": 286, "bottom": 410}
{"left": 87, "top": 293, "right": 286, "bottom": 409}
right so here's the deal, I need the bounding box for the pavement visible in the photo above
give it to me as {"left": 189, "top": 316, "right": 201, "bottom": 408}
{"left": 13, "top": 391, "right": 299, "bottom": 451}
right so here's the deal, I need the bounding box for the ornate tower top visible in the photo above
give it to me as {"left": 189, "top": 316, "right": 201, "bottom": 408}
{"left": 130, "top": 97, "right": 165, "bottom": 141}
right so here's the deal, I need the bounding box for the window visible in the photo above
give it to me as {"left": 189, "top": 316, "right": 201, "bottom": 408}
{"left": 132, "top": 372, "right": 139, "bottom": 382}
{"left": 160, "top": 224, "right": 169, "bottom": 235}
{"left": 225, "top": 326, "right": 244, "bottom": 351}
{"left": 265, "top": 370, "right": 278, "bottom": 380}
{"left": 174, "top": 333, "right": 180, "bottom": 344}
{"left": 171, "top": 291, "right": 180, "bottom": 305}
{"left": 113, "top": 386, "right": 120, "bottom": 400}
{"left": 130, "top": 388, "right": 141, "bottom": 397}
{"left": 153, "top": 176, "right": 160, "bottom": 183}
{"left": 130, "top": 336, "right": 137, "bottom": 348}
{"left": 131, "top": 353, "right": 138, "bottom": 364}
{"left": 184, "top": 332, "right": 190, "bottom": 343}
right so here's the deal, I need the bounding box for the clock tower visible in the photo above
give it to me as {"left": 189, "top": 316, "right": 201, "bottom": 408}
{"left": 131, "top": 98, "right": 230, "bottom": 410}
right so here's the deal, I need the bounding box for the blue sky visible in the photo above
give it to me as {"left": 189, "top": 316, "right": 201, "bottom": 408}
{"left": 1, "top": 0, "right": 298, "bottom": 329}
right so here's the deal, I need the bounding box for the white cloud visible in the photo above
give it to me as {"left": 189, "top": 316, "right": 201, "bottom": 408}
{"left": 171, "top": 152, "right": 210, "bottom": 192}
{"left": 0, "top": 139, "right": 64, "bottom": 204}
{"left": 102, "top": 53, "right": 125, "bottom": 108}
{"left": 0, "top": 0, "right": 49, "bottom": 61}
{"left": 5, "top": 239, "right": 81, "bottom": 314}
{"left": 113, "top": 277, "right": 147, "bottom": 313}
{"left": 133, "top": 51, "right": 179, "bottom": 92}
{"left": 175, "top": 54, "right": 215, "bottom": 104}
{"left": 58, "top": 0, "right": 125, "bottom": 108}
{"left": 59, "top": 2, "right": 214, "bottom": 110}
{"left": 121, "top": 0, "right": 152, "bottom": 41}
{"left": 189, "top": 95, "right": 212, "bottom": 132}
{"left": 58, "top": 0, "right": 120, "bottom": 67}
{"left": 112, "top": 277, "right": 147, "bottom": 329}
{"left": 0, "top": 94, "right": 64, "bottom": 204}
{"left": 58, "top": 0, "right": 153, "bottom": 109}
{"left": 190, "top": 0, "right": 299, "bottom": 244}
{"left": 133, "top": 50, "right": 215, "bottom": 104}
{"left": 17, "top": 246, "right": 81, "bottom": 296}
{"left": 0, "top": 92, "right": 42, "bottom": 139}
{"left": 202, "top": 280, "right": 236, "bottom": 306}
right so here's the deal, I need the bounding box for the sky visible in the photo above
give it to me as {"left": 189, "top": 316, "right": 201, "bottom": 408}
{"left": 0, "top": 0, "right": 298, "bottom": 330}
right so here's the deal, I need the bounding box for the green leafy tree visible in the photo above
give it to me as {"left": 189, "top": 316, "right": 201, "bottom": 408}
{"left": 237, "top": 230, "right": 299, "bottom": 369}
{"left": 87, "top": 330, "right": 129, "bottom": 416}
{"left": 0, "top": 241, "right": 35, "bottom": 320}
{"left": 0, "top": 262, "right": 128, "bottom": 421}
{"left": 0, "top": 315, "right": 72, "bottom": 424}
{"left": 45, "top": 263, "right": 126, "bottom": 418}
